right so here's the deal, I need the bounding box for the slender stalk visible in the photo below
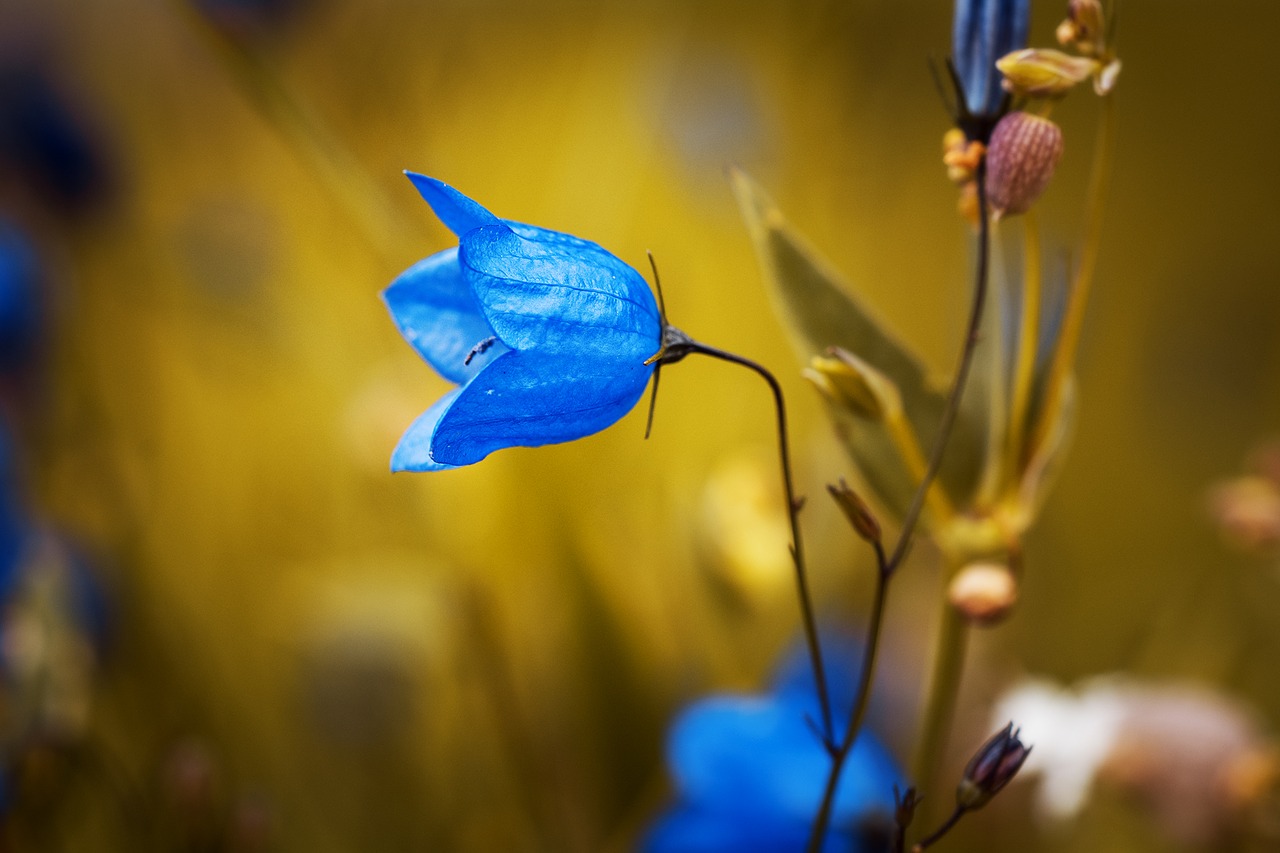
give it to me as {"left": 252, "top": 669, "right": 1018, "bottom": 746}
{"left": 1008, "top": 210, "right": 1042, "bottom": 466}
{"left": 678, "top": 341, "right": 836, "bottom": 746}
{"left": 806, "top": 164, "right": 993, "bottom": 850}
{"left": 1029, "top": 95, "right": 1116, "bottom": 456}
{"left": 913, "top": 805, "right": 967, "bottom": 851}
{"left": 805, "top": 541, "right": 889, "bottom": 853}
{"left": 884, "top": 164, "right": 993, "bottom": 573}
{"left": 910, "top": 595, "right": 970, "bottom": 805}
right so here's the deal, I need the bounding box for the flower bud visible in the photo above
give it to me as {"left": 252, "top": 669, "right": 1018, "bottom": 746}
{"left": 943, "top": 128, "right": 985, "bottom": 185}
{"left": 1056, "top": 0, "right": 1106, "bottom": 55}
{"left": 984, "top": 111, "right": 1064, "bottom": 219}
{"left": 804, "top": 348, "right": 900, "bottom": 421}
{"left": 997, "top": 48, "right": 1098, "bottom": 99}
{"left": 958, "top": 723, "right": 1032, "bottom": 810}
{"left": 948, "top": 561, "right": 1018, "bottom": 625}
{"left": 828, "top": 479, "right": 881, "bottom": 545}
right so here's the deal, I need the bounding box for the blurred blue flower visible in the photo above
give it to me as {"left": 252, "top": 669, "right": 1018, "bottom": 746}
{"left": 951, "top": 0, "right": 1030, "bottom": 119}
{"left": 384, "top": 174, "right": 661, "bottom": 471}
{"left": 643, "top": 640, "right": 903, "bottom": 852}
{"left": 0, "top": 61, "right": 112, "bottom": 218}
{"left": 0, "top": 220, "right": 44, "bottom": 373}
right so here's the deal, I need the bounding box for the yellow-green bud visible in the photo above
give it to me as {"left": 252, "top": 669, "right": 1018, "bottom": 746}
{"left": 997, "top": 48, "right": 1099, "bottom": 99}
{"left": 985, "top": 112, "right": 1064, "bottom": 219}
{"left": 804, "top": 348, "right": 900, "bottom": 421}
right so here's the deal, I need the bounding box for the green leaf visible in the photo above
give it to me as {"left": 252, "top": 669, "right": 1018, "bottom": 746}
{"left": 729, "top": 167, "right": 985, "bottom": 517}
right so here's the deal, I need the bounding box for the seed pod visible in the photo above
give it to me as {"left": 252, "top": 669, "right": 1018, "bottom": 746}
{"left": 948, "top": 560, "right": 1018, "bottom": 625}
{"left": 984, "top": 112, "right": 1064, "bottom": 219}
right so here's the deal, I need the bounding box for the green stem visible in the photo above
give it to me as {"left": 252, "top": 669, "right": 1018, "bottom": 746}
{"left": 910, "top": 595, "right": 970, "bottom": 817}
{"left": 1029, "top": 95, "right": 1116, "bottom": 456}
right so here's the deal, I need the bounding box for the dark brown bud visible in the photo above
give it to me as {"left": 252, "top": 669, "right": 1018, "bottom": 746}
{"left": 828, "top": 478, "right": 881, "bottom": 545}
{"left": 985, "top": 112, "right": 1064, "bottom": 219}
{"left": 957, "top": 723, "right": 1032, "bottom": 810}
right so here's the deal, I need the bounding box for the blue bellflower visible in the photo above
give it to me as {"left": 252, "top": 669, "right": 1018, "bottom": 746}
{"left": 952, "top": 0, "right": 1031, "bottom": 119}
{"left": 384, "top": 174, "right": 661, "bottom": 471}
{"left": 643, "top": 639, "right": 904, "bottom": 852}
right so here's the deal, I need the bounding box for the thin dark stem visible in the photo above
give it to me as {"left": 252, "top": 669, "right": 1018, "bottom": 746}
{"left": 913, "top": 805, "right": 967, "bottom": 851}
{"left": 807, "top": 161, "right": 993, "bottom": 850}
{"left": 887, "top": 164, "right": 990, "bottom": 575}
{"left": 679, "top": 341, "right": 835, "bottom": 747}
{"left": 805, "top": 551, "right": 889, "bottom": 853}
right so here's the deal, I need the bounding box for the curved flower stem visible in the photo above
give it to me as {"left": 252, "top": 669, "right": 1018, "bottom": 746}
{"left": 806, "top": 163, "right": 993, "bottom": 851}
{"left": 912, "top": 804, "right": 967, "bottom": 851}
{"left": 675, "top": 341, "right": 835, "bottom": 747}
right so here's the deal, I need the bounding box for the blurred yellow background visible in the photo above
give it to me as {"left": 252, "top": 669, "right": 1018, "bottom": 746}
{"left": 4, "top": 0, "right": 1280, "bottom": 850}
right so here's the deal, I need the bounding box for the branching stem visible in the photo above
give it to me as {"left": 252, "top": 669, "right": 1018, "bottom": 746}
{"left": 806, "top": 162, "right": 993, "bottom": 850}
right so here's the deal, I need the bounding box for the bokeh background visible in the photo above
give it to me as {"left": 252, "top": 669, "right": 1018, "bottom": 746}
{"left": 2, "top": 0, "right": 1279, "bottom": 850}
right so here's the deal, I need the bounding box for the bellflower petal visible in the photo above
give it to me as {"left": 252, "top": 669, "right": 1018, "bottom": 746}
{"left": 643, "top": 806, "right": 856, "bottom": 853}
{"left": 389, "top": 390, "right": 463, "bottom": 472}
{"left": 429, "top": 350, "right": 652, "bottom": 466}
{"left": 405, "top": 172, "right": 501, "bottom": 236}
{"left": 645, "top": 640, "right": 904, "bottom": 852}
{"left": 668, "top": 696, "right": 900, "bottom": 823}
{"left": 460, "top": 223, "right": 660, "bottom": 359}
{"left": 384, "top": 174, "right": 662, "bottom": 470}
{"left": 383, "top": 248, "right": 507, "bottom": 383}
{"left": 952, "top": 0, "right": 1031, "bottom": 117}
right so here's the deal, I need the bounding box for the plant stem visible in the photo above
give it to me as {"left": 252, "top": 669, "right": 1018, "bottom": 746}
{"left": 805, "top": 541, "right": 889, "bottom": 853}
{"left": 1029, "top": 94, "right": 1116, "bottom": 456}
{"left": 679, "top": 341, "right": 836, "bottom": 747}
{"left": 1008, "top": 210, "right": 1042, "bottom": 466}
{"left": 806, "top": 162, "right": 993, "bottom": 850}
{"left": 910, "top": 595, "right": 970, "bottom": 808}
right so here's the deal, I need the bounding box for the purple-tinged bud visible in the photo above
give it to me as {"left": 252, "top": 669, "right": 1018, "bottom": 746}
{"left": 828, "top": 479, "right": 882, "bottom": 545}
{"left": 985, "top": 111, "right": 1064, "bottom": 219}
{"left": 958, "top": 722, "right": 1032, "bottom": 809}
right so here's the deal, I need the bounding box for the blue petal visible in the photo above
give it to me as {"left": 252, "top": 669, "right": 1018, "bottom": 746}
{"left": 641, "top": 805, "right": 859, "bottom": 853}
{"left": 667, "top": 695, "right": 900, "bottom": 826}
{"left": 383, "top": 248, "right": 507, "bottom": 384}
{"left": 952, "top": 0, "right": 1029, "bottom": 116}
{"left": 405, "top": 172, "right": 501, "bottom": 237}
{"left": 390, "top": 390, "right": 463, "bottom": 472}
{"left": 772, "top": 632, "right": 865, "bottom": 713}
{"left": 429, "top": 349, "right": 653, "bottom": 466}
{"left": 459, "top": 223, "right": 661, "bottom": 360}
